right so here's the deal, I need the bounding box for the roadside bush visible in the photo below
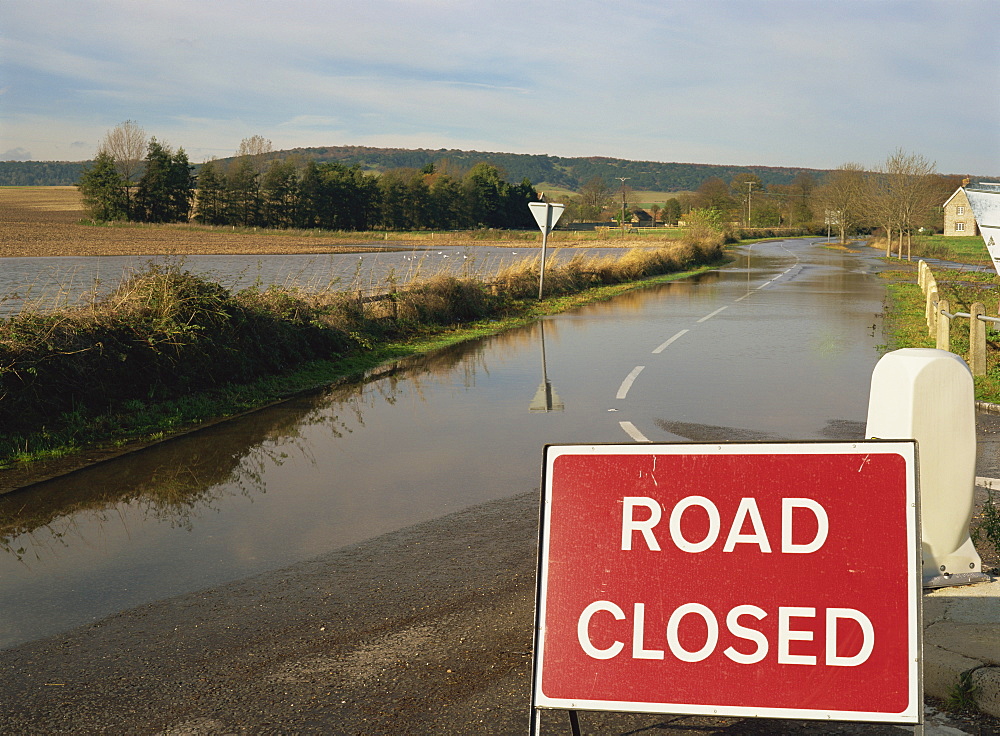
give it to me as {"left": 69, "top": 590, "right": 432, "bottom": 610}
{"left": 397, "top": 274, "right": 494, "bottom": 325}
{"left": 0, "top": 268, "right": 356, "bottom": 431}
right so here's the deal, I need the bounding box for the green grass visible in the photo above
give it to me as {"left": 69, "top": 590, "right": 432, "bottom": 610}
{"left": 878, "top": 234, "right": 989, "bottom": 265}
{"left": 881, "top": 267, "right": 1000, "bottom": 403}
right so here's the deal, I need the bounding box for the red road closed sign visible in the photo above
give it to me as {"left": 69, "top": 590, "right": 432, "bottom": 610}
{"left": 532, "top": 442, "right": 920, "bottom": 724}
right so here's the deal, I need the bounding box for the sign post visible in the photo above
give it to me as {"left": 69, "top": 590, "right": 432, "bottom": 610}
{"left": 531, "top": 442, "right": 920, "bottom": 731}
{"left": 528, "top": 201, "right": 565, "bottom": 300}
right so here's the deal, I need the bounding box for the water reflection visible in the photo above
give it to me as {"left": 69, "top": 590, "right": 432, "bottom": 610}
{"left": 0, "top": 337, "right": 495, "bottom": 563}
{"left": 529, "top": 321, "right": 564, "bottom": 412}
{"left": 0, "top": 238, "right": 887, "bottom": 648}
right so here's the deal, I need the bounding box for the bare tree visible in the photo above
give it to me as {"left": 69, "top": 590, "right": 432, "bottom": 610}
{"left": 97, "top": 120, "right": 148, "bottom": 218}
{"left": 864, "top": 150, "right": 938, "bottom": 258}
{"left": 577, "top": 176, "right": 612, "bottom": 220}
{"left": 236, "top": 135, "right": 274, "bottom": 177}
{"left": 817, "top": 163, "right": 866, "bottom": 243}
{"left": 880, "top": 149, "right": 938, "bottom": 260}
{"left": 865, "top": 170, "right": 898, "bottom": 257}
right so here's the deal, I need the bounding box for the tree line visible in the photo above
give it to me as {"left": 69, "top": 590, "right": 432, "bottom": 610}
{"left": 76, "top": 124, "right": 965, "bottom": 242}
{"left": 557, "top": 150, "right": 963, "bottom": 240}
{"left": 78, "top": 124, "right": 539, "bottom": 231}
{"left": 0, "top": 161, "right": 87, "bottom": 186}
{"left": 814, "top": 150, "right": 962, "bottom": 255}
{"left": 557, "top": 170, "right": 823, "bottom": 228}
{"left": 243, "top": 145, "right": 829, "bottom": 193}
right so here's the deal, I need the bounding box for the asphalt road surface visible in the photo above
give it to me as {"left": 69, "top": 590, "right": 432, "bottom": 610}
{"left": 0, "top": 492, "right": 996, "bottom": 734}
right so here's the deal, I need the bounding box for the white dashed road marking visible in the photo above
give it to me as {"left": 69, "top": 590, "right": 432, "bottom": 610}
{"left": 616, "top": 366, "right": 645, "bottom": 400}
{"left": 619, "top": 421, "right": 649, "bottom": 442}
{"left": 652, "top": 329, "right": 689, "bottom": 354}
{"left": 697, "top": 306, "right": 728, "bottom": 323}
{"left": 616, "top": 240, "right": 805, "bottom": 442}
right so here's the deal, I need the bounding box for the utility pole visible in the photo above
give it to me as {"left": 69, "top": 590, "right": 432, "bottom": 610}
{"left": 616, "top": 177, "right": 630, "bottom": 232}
{"left": 746, "top": 181, "right": 754, "bottom": 228}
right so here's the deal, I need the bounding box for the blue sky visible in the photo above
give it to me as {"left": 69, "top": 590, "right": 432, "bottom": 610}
{"left": 2, "top": 0, "right": 998, "bottom": 175}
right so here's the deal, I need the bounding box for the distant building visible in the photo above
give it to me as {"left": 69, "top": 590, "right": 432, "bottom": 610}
{"left": 630, "top": 208, "right": 653, "bottom": 226}
{"left": 942, "top": 185, "right": 980, "bottom": 237}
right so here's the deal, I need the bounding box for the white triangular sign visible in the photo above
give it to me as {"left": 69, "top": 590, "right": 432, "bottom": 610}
{"left": 528, "top": 202, "right": 565, "bottom": 234}
{"left": 965, "top": 187, "right": 1000, "bottom": 276}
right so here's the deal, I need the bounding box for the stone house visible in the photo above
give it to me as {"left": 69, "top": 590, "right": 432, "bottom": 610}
{"left": 942, "top": 186, "right": 980, "bottom": 236}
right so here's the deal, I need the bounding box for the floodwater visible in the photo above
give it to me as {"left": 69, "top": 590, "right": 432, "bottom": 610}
{"left": 0, "top": 244, "right": 629, "bottom": 316}
{"left": 0, "top": 237, "right": 887, "bottom": 648}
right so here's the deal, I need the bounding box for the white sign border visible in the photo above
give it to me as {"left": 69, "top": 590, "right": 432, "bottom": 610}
{"left": 531, "top": 441, "right": 921, "bottom": 725}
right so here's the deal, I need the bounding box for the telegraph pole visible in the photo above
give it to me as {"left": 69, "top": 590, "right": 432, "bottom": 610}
{"left": 746, "top": 180, "right": 754, "bottom": 227}
{"left": 616, "top": 177, "right": 630, "bottom": 232}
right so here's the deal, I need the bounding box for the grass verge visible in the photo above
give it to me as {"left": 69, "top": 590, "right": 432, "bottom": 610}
{"left": 871, "top": 234, "right": 990, "bottom": 266}
{"left": 881, "top": 266, "right": 1000, "bottom": 403}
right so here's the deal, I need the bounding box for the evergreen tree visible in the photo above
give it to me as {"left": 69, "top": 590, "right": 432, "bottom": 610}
{"left": 503, "top": 177, "right": 539, "bottom": 228}
{"left": 429, "top": 174, "right": 463, "bottom": 229}
{"left": 77, "top": 151, "right": 128, "bottom": 221}
{"left": 463, "top": 163, "right": 505, "bottom": 227}
{"left": 340, "top": 165, "right": 379, "bottom": 231}
{"left": 296, "top": 160, "right": 322, "bottom": 228}
{"left": 194, "top": 160, "right": 229, "bottom": 225}
{"left": 135, "top": 139, "right": 193, "bottom": 223}
{"left": 226, "top": 158, "right": 261, "bottom": 227}
{"left": 261, "top": 159, "right": 299, "bottom": 229}
{"left": 378, "top": 170, "right": 409, "bottom": 230}
{"left": 404, "top": 172, "right": 431, "bottom": 229}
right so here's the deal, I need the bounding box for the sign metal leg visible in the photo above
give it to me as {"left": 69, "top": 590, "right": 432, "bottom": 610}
{"left": 568, "top": 709, "right": 581, "bottom": 736}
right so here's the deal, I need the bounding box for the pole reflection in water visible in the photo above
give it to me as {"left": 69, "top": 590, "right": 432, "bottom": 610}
{"left": 529, "top": 320, "right": 564, "bottom": 412}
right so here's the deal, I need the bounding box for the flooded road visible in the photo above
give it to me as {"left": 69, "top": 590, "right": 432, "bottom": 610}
{"left": 0, "top": 237, "right": 886, "bottom": 650}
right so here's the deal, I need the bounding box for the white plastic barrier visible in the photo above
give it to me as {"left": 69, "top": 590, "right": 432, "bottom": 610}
{"left": 865, "top": 348, "right": 988, "bottom": 587}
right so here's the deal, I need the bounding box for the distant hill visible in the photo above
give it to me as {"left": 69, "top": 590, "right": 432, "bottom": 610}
{"left": 4, "top": 147, "right": 990, "bottom": 192}
{"left": 0, "top": 148, "right": 830, "bottom": 191}
{"left": 0, "top": 161, "right": 88, "bottom": 186}
{"left": 271, "top": 146, "right": 830, "bottom": 192}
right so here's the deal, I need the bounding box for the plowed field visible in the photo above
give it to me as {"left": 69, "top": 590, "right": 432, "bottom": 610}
{"left": 1, "top": 187, "right": 662, "bottom": 258}
{"left": 0, "top": 187, "right": 400, "bottom": 258}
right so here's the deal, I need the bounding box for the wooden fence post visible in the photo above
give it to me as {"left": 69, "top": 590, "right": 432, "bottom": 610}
{"left": 927, "top": 285, "right": 939, "bottom": 334}
{"left": 936, "top": 299, "right": 951, "bottom": 351}
{"left": 971, "top": 302, "right": 987, "bottom": 376}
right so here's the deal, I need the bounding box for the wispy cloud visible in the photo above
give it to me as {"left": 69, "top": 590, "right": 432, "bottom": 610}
{"left": 1, "top": 0, "right": 998, "bottom": 173}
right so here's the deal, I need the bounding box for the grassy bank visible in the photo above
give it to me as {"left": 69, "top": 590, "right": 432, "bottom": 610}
{"left": 881, "top": 265, "right": 1000, "bottom": 403}
{"left": 871, "top": 234, "right": 990, "bottom": 266}
{"left": 0, "top": 237, "right": 727, "bottom": 474}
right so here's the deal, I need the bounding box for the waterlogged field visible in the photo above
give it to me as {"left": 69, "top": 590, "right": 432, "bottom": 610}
{"left": 0, "top": 187, "right": 702, "bottom": 315}
{"left": 0, "top": 186, "right": 404, "bottom": 258}
{"left": 0, "top": 186, "right": 683, "bottom": 260}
